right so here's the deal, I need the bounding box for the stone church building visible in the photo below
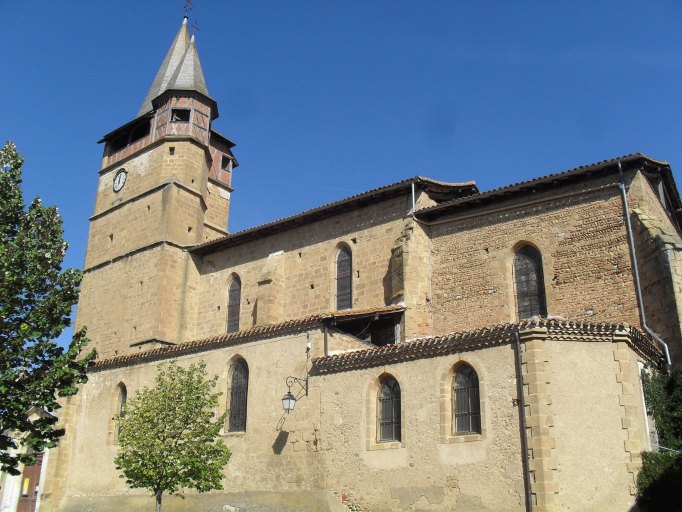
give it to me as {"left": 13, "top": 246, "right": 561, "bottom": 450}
{"left": 14, "top": 17, "right": 682, "bottom": 512}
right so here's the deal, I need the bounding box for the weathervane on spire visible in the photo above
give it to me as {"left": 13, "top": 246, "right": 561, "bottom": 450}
{"left": 184, "top": 0, "right": 192, "bottom": 19}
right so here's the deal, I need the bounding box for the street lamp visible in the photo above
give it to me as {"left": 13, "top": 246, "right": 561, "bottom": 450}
{"left": 281, "top": 376, "right": 307, "bottom": 414}
{"left": 281, "top": 336, "right": 311, "bottom": 413}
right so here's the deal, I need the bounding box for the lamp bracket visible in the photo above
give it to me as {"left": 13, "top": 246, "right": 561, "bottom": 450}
{"left": 285, "top": 376, "right": 308, "bottom": 396}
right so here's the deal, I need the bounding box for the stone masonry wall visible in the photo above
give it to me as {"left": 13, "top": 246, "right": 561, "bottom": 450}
{"left": 192, "top": 194, "right": 415, "bottom": 341}
{"left": 79, "top": 137, "right": 228, "bottom": 357}
{"left": 77, "top": 245, "right": 195, "bottom": 357}
{"left": 429, "top": 175, "right": 639, "bottom": 334}
{"left": 204, "top": 180, "right": 230, "bottom": 238}
{"left": 628, "top": 171, "right": 682, "bottom": 362}
{"left": 45, "top": 330, "right": 327, "bottom": 512}
{"left": 317, "top": 344, "right": 525, "bottom": 511}
{"left": 88, "top": 140, "right": 220, "bottom": 266}
{"left": 542, "top": 338, "right": 644, "bottom": 511}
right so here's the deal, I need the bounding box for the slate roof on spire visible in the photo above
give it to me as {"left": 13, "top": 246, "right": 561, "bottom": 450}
{"left": 166, "top": 36, "right": 209, "bottom": 97}
{"left": 137, "top": 18, "right": 210, "bottom": 117}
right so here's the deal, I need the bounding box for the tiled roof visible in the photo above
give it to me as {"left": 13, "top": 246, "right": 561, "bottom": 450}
{"left": 312, "top": 319, "right": 662, "bottom": 375}
{"left": 89, "top": 305, "right": 405, "bottom": 372}
{"left": 417, "top": 153, "right": 672, "bottom": 220}
{"left": 191, "top": 177, "right": 477, "bottom": 255}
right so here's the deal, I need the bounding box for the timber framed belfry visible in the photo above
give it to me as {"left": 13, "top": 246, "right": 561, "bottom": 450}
{"left": 32, "top": 15, "right": 682, "bottom": 512}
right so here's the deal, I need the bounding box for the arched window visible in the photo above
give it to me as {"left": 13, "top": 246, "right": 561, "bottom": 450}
{"left": 514, "top": 245, "right": 547, "bottom": 319}
{"left": 115, "top": 383, "right": 127, "bottom": 441}
{"left": 336, "top": 246, "right": 352, "bottom": 310}
{"left": 228, "top": 359, "right": 249, "bottom": 432}
{"left": 227, "top": 276, "right": 241, "bottom": 333}
{"left": 377, "top": 376, "right": 401, "bottom": 442}
{"left": 453, "top": 364, "right": 481, "bottom": 434}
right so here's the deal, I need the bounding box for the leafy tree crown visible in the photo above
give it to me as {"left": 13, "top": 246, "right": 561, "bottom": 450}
{"left": 115, "top": 360, "right": 231, "bottom": 509}
{"left": 0, "top": 141, "right": 94, "bottom": 475}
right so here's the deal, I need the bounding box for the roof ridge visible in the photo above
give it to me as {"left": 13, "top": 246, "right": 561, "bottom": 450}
{"left": 416, "top": 152, "right": 668, "bottom": 216}
{"left": 192, "top": 176, "right": 476, "bottom": 254}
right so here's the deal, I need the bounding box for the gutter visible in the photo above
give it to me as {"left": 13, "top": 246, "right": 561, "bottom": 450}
{"left": 617, "top": 161, "right": 672, "bottom": 369}
{"left": 513, "top": 331, "right": 533, "bottom": 512}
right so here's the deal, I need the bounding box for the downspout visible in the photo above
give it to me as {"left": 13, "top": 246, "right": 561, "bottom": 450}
{"left": 323, "top": 322, "right": 329, "bottom": 357}
{"left": 617, "top": 161, "right": 672, "bottom": 368}
{"left": 513, "top": 330, "right": 533, "bottom": 512}
{"left": 410, "top": 181, "right": 416, "bottom": 218}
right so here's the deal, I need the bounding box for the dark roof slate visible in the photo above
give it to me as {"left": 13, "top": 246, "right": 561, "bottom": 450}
{"left": 138, "top": 19, "right": 211, "bottom": 117}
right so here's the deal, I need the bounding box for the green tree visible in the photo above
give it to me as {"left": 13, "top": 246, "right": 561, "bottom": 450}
{"left": 114, "top": 361, "right": 231, "bottom": 512}
{"left": 0, "top": 141, "right": 95, "bottom": 475}
{"left": 637, "top": 364, "right": 682, "bottom": 509}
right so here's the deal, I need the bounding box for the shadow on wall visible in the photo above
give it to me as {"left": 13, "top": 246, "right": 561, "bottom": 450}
{"left": 272, "top": 430, "right": 289, "bottom": 455}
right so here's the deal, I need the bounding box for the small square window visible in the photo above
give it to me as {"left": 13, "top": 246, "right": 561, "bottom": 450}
{"left": 221, "top": 155, "right": 231, "bottom": 171}
{"left": 171, "top": 109, "right": 190, "bottom": 123}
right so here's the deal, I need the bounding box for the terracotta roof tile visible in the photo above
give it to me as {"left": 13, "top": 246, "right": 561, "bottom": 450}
{"left": 312, "top": 319, "right": 662, "bottom": 374}
{"left": 89, "top": 305, "right": 405, "bottom": 372}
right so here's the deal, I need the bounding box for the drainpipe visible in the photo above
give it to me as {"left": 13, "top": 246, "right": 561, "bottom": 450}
{"left": 410, "top": 181, "right": 417, "bottom": 218}
{"left": 323, "top": 322, "right": 329, "bottom": 357}
{"left": 513, "top": 330, "right": 533, "bottom": 512}
{"left": 617, "top": 161, "right": 672, "bottom": 369}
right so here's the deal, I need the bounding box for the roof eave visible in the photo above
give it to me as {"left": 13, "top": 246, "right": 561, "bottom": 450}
{"left": 97, "top": 112, "right": 154, "bottom": 144}
{"left": 190, "top": 177, "right": 476, "bottom": 256}
{"left": 151, "top": 89, "right": 219, "bottom": 120}
{"left": 416, "top": 153, "right": 667, "bottom": 221}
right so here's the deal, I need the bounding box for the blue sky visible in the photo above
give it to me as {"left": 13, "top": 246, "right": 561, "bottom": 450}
{"left": 3, "top": 1, "right": 682, "bottom": 345}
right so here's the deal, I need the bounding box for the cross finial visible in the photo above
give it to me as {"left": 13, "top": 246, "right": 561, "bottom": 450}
{"left": 191, "top": 19, "right": 200, "bottom": 36}
{"left": 184, "top": 0, "right": 192, "bottom": 19}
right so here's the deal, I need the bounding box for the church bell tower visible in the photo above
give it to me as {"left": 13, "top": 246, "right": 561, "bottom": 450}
{"left": 76, "top": 18, "right": 237, "bottom": 358}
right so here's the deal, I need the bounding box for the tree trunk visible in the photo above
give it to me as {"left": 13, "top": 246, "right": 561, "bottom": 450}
{"left": 155, "top": 491, "right": 162, "bottom": 512}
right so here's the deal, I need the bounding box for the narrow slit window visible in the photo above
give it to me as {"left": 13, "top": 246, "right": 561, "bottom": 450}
{"left": 514, "top": 245, "right": 547, "bottom": 319}
{"left": 453, "top": 364, "right": 481, "bottom": 434}
{"left": 115, "top": 383, "right": 127, "bottom": 441}
{"left": 228, "top": 359, "right": 249, "bottom": 432}
{"left": 336, "top": 246, "right": 352, "bottom": 310}
{"left": 377, "top": 376, "right": 401, "bottom": 442}
{"left": 227, "top": 276, "right": 241, "bottom": 333}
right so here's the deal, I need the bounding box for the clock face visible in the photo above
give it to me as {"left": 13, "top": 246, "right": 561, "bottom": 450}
{"left": 113, "top": 169, "right": 127, "bottom": 192}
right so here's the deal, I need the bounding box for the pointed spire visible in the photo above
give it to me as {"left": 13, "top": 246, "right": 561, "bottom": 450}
{"left": 166, "top": 36, "right": 209, "bottom": 97}
{"left": 137, "top": 18, "right": 210, "bottom": 117}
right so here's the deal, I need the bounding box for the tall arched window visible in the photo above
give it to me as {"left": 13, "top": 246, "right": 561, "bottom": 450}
{"left": 377, "top": 376, "right": 401, "bottom": 442}
{"left": 514, "top": 245, "right": 547, "bottom": 319}
{"left": 115, "top": 383, "right": 127, "bottom": 441}
{"left": 453, "top": 364, "right": 481, "bottom": 434}
{"left": 336, "top": 246, "right": 352, "bottom": 310}
{"left": 228, "top": 359, "right": 249, "bottom": 432}
{"left": 227, "top": 276, "right": 241, "bottom": 333}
